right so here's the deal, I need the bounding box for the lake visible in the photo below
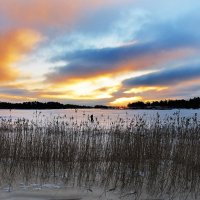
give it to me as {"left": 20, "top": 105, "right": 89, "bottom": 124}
{"left": 0, "top": 108, "right": 200, "bottom": 126}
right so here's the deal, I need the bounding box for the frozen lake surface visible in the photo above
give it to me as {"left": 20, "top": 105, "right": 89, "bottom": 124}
{"left": 0, "top": 108, "right": 200, "bottom": 126}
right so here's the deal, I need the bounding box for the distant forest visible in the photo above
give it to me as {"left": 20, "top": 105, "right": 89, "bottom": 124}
{"left": 0, "top": 101, "right": 92, "bottom": 109}
{"left": 0, "top": 101, "right": 114, "bottom": 110}
{"left": 0, "top": 97, "right": 200, "bottom": 110}
{"left": 128, "top": 97, "right": 200, "bottom": 109}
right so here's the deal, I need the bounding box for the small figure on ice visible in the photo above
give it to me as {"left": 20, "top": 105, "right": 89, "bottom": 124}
{"left": 90, "top": 114, "right": 94, "bottom": 122}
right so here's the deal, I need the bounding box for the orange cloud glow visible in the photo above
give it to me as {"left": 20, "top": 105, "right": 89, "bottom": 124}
{"left": 0, "top": 29, "right": 42, "bottom": 82}
{"left": 124, "top": 86, "right": 168, "bottom": 94}
{"left": 39, "top": 76, "right": 121, "bottom": 100}
{"left": 0, "top": 93, "right": 36, "bottom": 102}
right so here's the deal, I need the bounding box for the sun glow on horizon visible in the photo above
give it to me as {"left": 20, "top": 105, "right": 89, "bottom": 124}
{"left": 110, "top": 96, "right": 142, "bottom": 106}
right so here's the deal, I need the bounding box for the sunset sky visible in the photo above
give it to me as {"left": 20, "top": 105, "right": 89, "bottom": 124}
{"left": 0, "top": 0, "right": 200, "bottom": 106}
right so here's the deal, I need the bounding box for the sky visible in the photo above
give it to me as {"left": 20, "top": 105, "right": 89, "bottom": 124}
{"left": 0, "top": 0, "right": 200, "bottom": 106}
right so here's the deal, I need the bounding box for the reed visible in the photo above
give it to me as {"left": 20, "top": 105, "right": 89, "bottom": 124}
{"left": 0, "top": 112, "right": 199, "bottom": 199}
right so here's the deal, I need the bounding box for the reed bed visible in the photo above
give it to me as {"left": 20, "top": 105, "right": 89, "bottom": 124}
{"left": 0, "top": 112, "right": 199, "bottom": 199}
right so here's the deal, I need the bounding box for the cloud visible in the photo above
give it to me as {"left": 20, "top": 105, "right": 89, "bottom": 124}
{"left": 43, "top": 8, "right": 200, "bottom": 104}
{"left": 0, "top": 93, "right": 36, "bottom": 102}
{"left": 0, "top": 0, "right": 121, "bottom": 29}
{"left": 124, "top": 86, "right": 168, "bottom": 94}
{"left": 45, "top": 8, "right": 200, "bottom": 84}
{"left": 0, "top": 87, "right": 28, "bottom": 96}
{"left": 0, "top": 0, "right": 200, "bottom": 105}
{"left": 0, "top": 83, "right": 38, "bottom": 102}
{"left": 37, "top": 76, "right": 121, "bottom": 102}
{"left": 0, "top": 29, "right": 42, "bottom": 82}
{"left": 130, "top": 79, "right": 200, "bottom": 102}
{"left": 123, "top": 63, "right": 200, "bottom": 87}
{"left": 47, "top": 44, "right": 195, "bottom": 83}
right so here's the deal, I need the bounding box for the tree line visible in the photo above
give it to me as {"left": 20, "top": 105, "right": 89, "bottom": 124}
{"left": 0, "top": 101, "right": 115, "bottom": 110}
{"left": 128, "top": 97, "right": 200, "bottom": 109}
{"left": 0, "top": 101, "right": 92, "bottom": 109}
{"left": 0, "top": 98, "right": 199, "bottom": 110}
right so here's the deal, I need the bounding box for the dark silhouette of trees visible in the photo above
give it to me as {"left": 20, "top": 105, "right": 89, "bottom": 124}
{"left": 0, "top": 98, "right": 199, "bottom": 110}
{"left": 0, "top": 101, "right": 92, "bottom": 109}
{"left": 128, "top": 97, "right": 200, "bottom": 109}
{"left": 94, "top": 105, "right": 114, "bottom": 109}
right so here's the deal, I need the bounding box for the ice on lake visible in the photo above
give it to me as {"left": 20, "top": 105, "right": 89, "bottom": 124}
{"left": 0, "top": 108, "right": 200, "bottom": 125}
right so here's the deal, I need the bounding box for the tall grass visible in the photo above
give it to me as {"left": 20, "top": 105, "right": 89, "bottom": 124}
{"left": 0, "top": 112, "right": 199, "bottom": 199}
